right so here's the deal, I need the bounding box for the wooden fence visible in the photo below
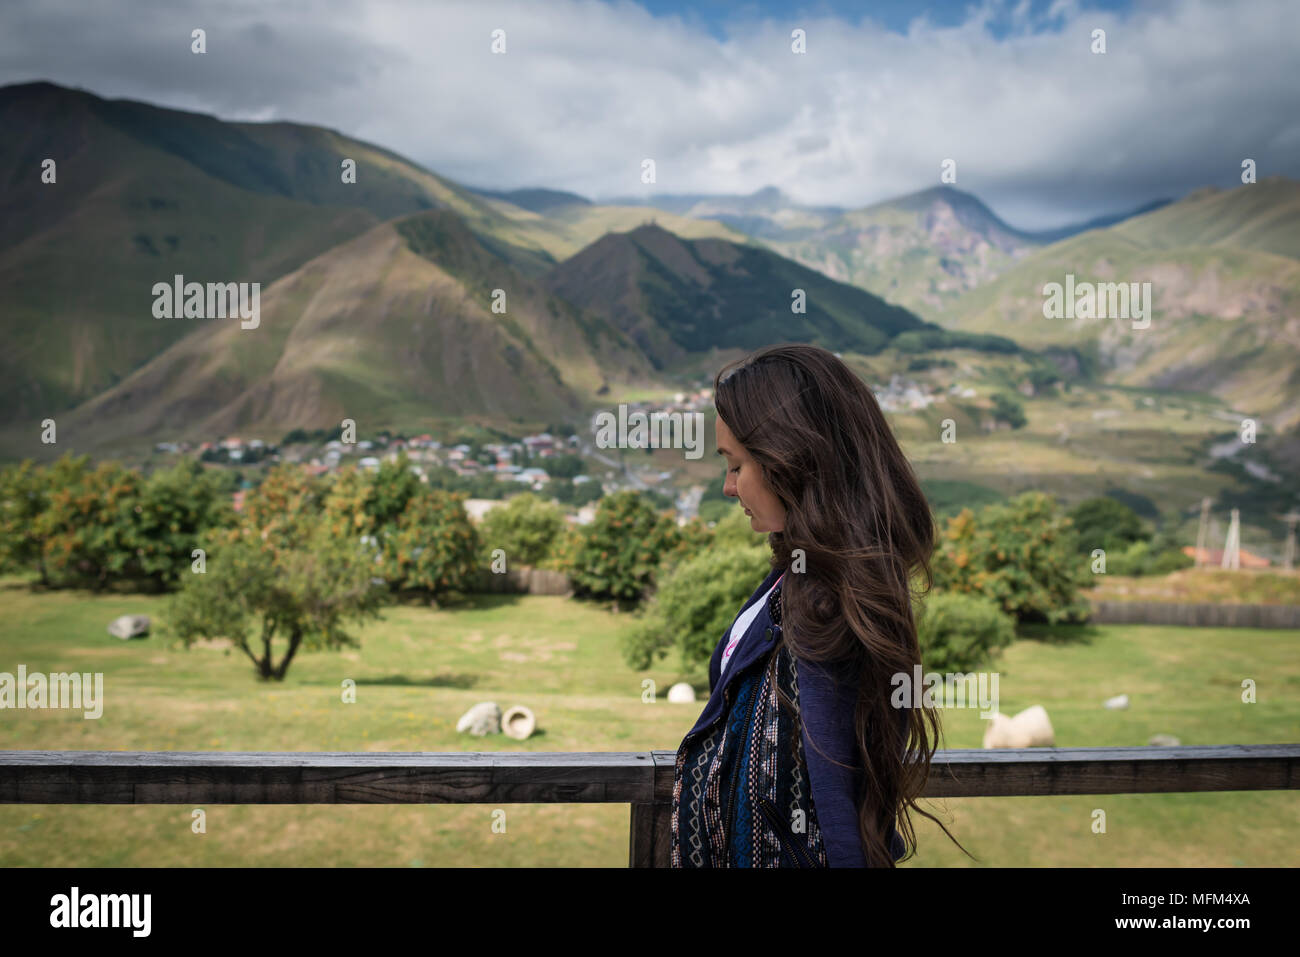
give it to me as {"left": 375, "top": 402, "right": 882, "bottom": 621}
{"left": 2, "top": 744, "right": 1296, "bottom": 866}
{"left": 1088, "top": 600, "right": 1300, "bottom": 628}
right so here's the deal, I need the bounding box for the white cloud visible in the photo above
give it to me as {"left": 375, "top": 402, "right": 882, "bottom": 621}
{"left": 1, "top": 0, "right": 1296, "bottom": 229}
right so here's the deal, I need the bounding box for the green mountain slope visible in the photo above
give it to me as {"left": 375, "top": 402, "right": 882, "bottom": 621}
{"left": 9, "top": 209, "right": 656, "bottom": 456}
{"left": 761, "top": 186, "right": 1044, "bottom": 318}
{"left": 544, "top": 223, "right": 939, "bottom": 370}
{"left": 1107, "top": 177, "right": 1300, "bottom": 259}
{"left": 940, "top": 179, "right": 1300, "bottom": 434}
{"left": 0, "top": 80, "right": 688, "bottom": 429}
{"left": 0, "top": 82, "right": 383, "bottom": 422}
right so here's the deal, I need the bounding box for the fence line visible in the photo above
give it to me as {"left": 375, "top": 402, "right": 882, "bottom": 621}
{"left": 1088, "top": 600, "right": 1300, "bottom": 628}
{"left": 3, "top": 745, "right": 1296, "bottom": 865}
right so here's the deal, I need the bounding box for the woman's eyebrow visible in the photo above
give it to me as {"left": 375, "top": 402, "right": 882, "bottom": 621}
{"left": 715, "top": 446, "right": 732, "bottom": 457}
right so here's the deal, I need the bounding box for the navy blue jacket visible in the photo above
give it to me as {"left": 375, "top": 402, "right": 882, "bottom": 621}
{"left": 682, "top": 564, "right": 906, "bottom": 866}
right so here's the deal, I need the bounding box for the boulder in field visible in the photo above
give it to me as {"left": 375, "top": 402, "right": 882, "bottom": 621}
{"left": 982, "top": 705, "right": 1055, "bottom": 748}
{"left": 107, "top": 615, "right": 150, "bottom": 640}
{"left": 456, "top": 702, "right": 502, "bottom": 736}
{"left": 667, "top": 682, "right": 696, "bottom": 703}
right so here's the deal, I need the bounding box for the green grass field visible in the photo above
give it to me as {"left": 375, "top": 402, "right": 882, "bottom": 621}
{"left": 1, "top": 575, "right": 1296, "bottom": 866}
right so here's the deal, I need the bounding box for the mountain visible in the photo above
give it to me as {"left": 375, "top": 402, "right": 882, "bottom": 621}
{"left": 1029, "top": 198, "right": 1174, "bottom": 244}
{"left": 12, "top": 213, "right": 962, "bottom": 457}
{"left": 939, "top": 177, "right": 1300, "bottom": 435}
{"left": 0, "top": 81, "right": 746, "bottom": 431}
{"left": 17, "top": 210, "right": 656, "bottom": 456}
{"left": 543, "top": 223, "right": 940, "bottom": 370}
{"left": 0, "top": 80, "right": 569, "bottom": 425}
{"left": 1105, "top": 181, "right": 1300, "bottom": 259}
{"left": 602, "top": 185, "right": 1179, "bottom": 318}
{"left": 758, "top": 186, "right": 1046, "bottom": 318}
{"left": 466, "top": 186, "right": 592, "bottom": 214}
{"left": 595, "top": 185, "right": 845, "bottom": 239}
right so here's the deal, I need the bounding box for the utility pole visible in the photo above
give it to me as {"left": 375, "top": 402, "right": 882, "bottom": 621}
{"left": 1275, "top": 511, "right": 1299, "bottom": 571}
{"left": 1194, "top": 497, "right": 1211, "bottom": 569}
{"left": 1221, "top": 508, "right": 1241, "bottom": 571}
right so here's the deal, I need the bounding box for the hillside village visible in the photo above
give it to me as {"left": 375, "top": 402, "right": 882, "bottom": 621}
{"left": 144, "top": 375, "right": 988, "bottom": 528}
{"left": 149, "top": 386, "right": 734, "bottom": 525}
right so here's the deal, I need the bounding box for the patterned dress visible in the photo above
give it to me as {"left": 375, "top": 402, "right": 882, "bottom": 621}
{"left": 671, "top": 583, "right": 831, "bottom": 867}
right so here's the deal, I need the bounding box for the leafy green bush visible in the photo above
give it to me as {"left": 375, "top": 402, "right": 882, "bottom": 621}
{"left": 1102, "top": 539, "right": 1150, "bottom": 576}
{"left": 319, "top": 459, "right": 479, "bottom": 598}
{"left": 1068, "top": 496, "right": 1148, "bottom": 555}
{"left": 709, "top": 504, "right": 769, "bottom": 550}
{"left": 36, "top": 457, "right": 144, "bottom": 590}
{"left": 694, "top": 500, "right": 727, "bottom": 525}
{"left": 476, "top": 492, "right": 564, "bottom": 568}
{"left": 558, "top": 490, "right": 684, "bottom": 604}
{"left": 1102, "top": 538, "right": 1194, "bottom": 576}
{"left": 623, "top": 543, "right": 771, "bottom": 670}
{"left": 1, "top": 455, "right": 233, "bottom": 592}
{"left": 133, "top": 459, "right": 236, "bottom": 590}
{"left": 242, "top": 462, "right": 328, "bottom": 550}
{"left": 990, "top": 392, "right": 1027, "bottom": 429}
{"left": 915, "top": 591, "right": 1017, "bottom": 674}
{"left": 932, "top": 491, "right": 1091, "bottom": 623}
{"left": 0, "top": 459, "right": 54, "bottom": 582}
{"left": 379, "top": 489, "right": 480, "bottom": 599}
{"left": 1148, "top": 547, "right": 1194, "bottom": 574}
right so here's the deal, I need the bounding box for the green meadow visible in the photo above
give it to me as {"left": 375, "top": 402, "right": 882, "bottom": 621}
{"left": 1, "top": 575, "right": 1296, "bottom": 867}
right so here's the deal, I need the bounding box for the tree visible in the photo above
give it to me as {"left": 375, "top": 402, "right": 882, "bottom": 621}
{"left": 570, "top": 479, "right": 603, "bottom": 507}
{"left": 367, "top": 454, "right": 426, "bottom": 529}
{"left": 37, "top": 457, "right": 144, "bottom": 590}
{"left": 541, "top": 453, "right": 584, "bottom": 479}
{"left": 133, "top": 459, "right": 236, "bottom": 591}
{"left": 1068, "top": 496, "right": 1148, "bottom": 556}
{"left": 379, "top": 489, "right": 480, "bottom": 598}
{"left": 559, "top": 490, "right": 684, "bottom": 606}
{"left": 931, "top": 491, "right": 1091, "bottom": 623}
{"left": 709, "top": 503, "right": 768, "bottom": 550}
{"left": 241, "top": 462, "right": 327, "bottom": 550}
{"left": 0, "top": 459, "right": 53, "bottom": 583}
{"left": 990, "top": 392, "right": 1027, "bottom": 429}
{"left": 167, "top": 523, "right": 386, "bottom": 681}
{"left": 477, "top": 492, "right": 565, "bottom": 567}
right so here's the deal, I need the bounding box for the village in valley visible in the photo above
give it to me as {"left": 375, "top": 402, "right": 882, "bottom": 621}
{"left": 142, "top": 374, "right": 993, "bottom": 527}
{"left": 146, "top": 385, "right": 738, "bottom": 525}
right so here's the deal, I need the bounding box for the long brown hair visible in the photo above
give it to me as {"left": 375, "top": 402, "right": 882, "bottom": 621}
{"left": 714, "top": 343, "right": 972, "bottom": 866}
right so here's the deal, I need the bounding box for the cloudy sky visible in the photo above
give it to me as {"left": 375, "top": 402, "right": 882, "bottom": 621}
{"left": 2, "top": 0, "right": 1296, "bottom": 229}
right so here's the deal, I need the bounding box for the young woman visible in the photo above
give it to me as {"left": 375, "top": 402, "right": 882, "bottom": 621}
{"left": 671, "top": 343, "right": 965, "bottom": 867}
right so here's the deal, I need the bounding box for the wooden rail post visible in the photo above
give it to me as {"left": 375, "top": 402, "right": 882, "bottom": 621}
{"left": 628, "top": 751, "right": 676, "bottom": 866}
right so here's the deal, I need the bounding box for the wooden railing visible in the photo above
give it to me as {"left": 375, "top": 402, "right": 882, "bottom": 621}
{"left": 2, "top": 745, "right": 1296, "bottom": 866}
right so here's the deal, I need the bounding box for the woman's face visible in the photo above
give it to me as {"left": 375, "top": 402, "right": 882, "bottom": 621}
{"left": 716, "top": 414, "right": 786, "bottom": 533}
